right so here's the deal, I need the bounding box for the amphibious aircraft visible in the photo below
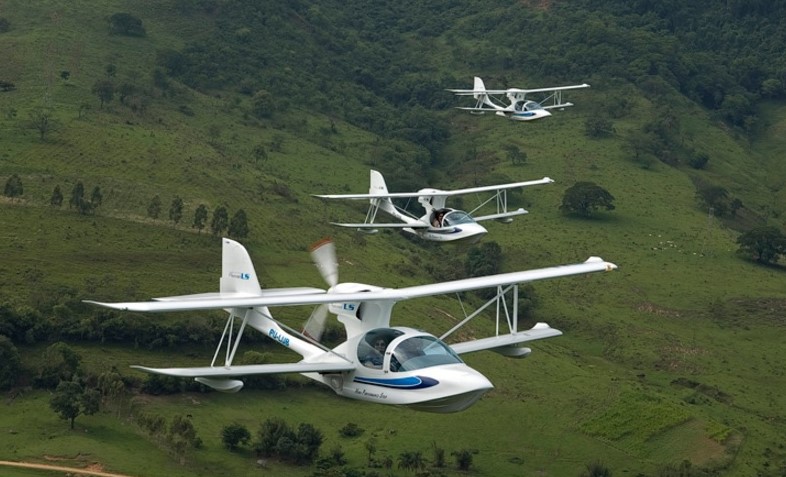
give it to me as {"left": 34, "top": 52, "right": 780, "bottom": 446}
{"left": 86, "top": 238, "right": 617, "bottom": 413}
{"left": 314, "top": 170, "right": 554, "bottom": 245}
{"left": 448, "top": 76, "right": 590, "bottom": 121}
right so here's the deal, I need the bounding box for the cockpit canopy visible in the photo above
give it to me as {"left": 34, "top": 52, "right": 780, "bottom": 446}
{"left": 514, "top": 100, "right": 543, "bottom": 112}
{"left": 441, "top": 210, "right": 474, "bottom": 227}
{"left": 432, "top": 209, "right": 475, "bottom": 227}
{"left": 358, "top": 328, "right": 463, "bottom": 372}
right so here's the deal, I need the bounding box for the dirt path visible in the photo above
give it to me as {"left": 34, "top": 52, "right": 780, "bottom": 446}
{"left": 0, "top": 460, "right": 137, "bottom": 477}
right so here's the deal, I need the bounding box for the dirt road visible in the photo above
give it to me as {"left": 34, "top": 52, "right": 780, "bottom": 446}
{"left": 0, "top": 460, "right": 137, "bottom": 477}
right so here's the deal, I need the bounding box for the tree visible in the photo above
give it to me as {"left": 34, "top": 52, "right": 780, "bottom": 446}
{"left": 147, "top": 195, "right": 162, "bottom": 219}
{"left": 251, "top": 89, "right": 275, "bottom": 119}
{"left": 91, "top": 80, "right": 114, "bottom": 108}
{"left": 398, "top": 450, "right": 425, "bottom": 472}
{"left": 465, "top": 241, "right": 503, "bottom": 277}
{"left": 255, "top": 417, "right": 295, "bottom": 457}
{"left": 49, "top": 379, "right": 99, "bottom": 429}
{"left": 584, "top": 116, "right": 615, "bottom": 138}
{"left": 222, "top": 423, "right": 251, "bottom": 450}
{"left": 69, "top": 181, "right": 93, "bottom": 215}
{"left": 193, "top": 204, "right": 208, "bottom": 233}
{"left": 90, "top": 186, "right": 103, "bottom": 210}
{"left": 504, "top": 144, "right": 527, "bottom": 166}
{"left": 451, "top": 449, "right": 473, "bottom": 471}
{"left": 294, "top": 423, "right": 324, "bottom": 464}
{"left": 168, "top": 414, "right": 202, "bottom": 463}
{"left": 3, "top": 173, "right": 23, "bottom": 201}
{"left": 252, "top": 143, "right": 268, "bottom": 164}
{"left": 169, "top": 196, "right": 184, "bottom": 226}
{"left": 560, "top": 182, "right": 615, "bottom": 217}
{"left": 105, "top": 63, "right": 117, "bottom": 79}
{"left": 108, "top": 12, "right": 146, "bottom": 36}
{"left": 0, "top": 335, "right": 21, "bottom": 390}
{"left": 228, "top": 209, "right": 249, "bottom": 238}
{"left": 210, "top": 206, "right": 229, "bottom": 236}
{"left": 50, "top": 185, "right": 63, "bottom": 207}
{"left": 736, "top": 226, "right": 786, "bottom": 264}
{"left": 580, "top": 461, "right": 612, "bottom": 477}
{"left": 35, "top": 342, "right": 82, "bottom": 389}
{"left": 29, "top": 108, "right": 57, "bottom": 140}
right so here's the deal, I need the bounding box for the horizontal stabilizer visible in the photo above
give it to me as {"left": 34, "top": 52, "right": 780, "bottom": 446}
{"left": 450, "top": 323, "right": 562, "bottom": 355}
{"left": 472, "top": 208, "right": 528, "bottom": 222}
{"left": 131, "top": 361, "right": 356, "bottom": 378}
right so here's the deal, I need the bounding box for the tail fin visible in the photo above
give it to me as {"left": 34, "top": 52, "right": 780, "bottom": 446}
{"left": 220, "top": 238, "right": 262, "bottom": 295}
{"left": 473, "top": 77, "right": 486, "bottom": 99}
{"left": 369, "top": 170, "right": 389, "bottom": 195}
{"left": 368, "top": 170, "right": 397, "bottom": 216}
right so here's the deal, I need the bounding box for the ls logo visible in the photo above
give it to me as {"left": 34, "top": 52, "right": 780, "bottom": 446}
{"left": 229, "top": 272, "right": 251, "bottom": 280}
{"left": 342, "top": 303, "right": 356, "bottom": 311}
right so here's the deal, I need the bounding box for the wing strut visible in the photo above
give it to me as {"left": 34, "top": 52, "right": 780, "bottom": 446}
{"left": 440, "top": 283, "right": 523, "bottom": 342}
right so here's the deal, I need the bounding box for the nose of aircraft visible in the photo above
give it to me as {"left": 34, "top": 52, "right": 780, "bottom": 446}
{"left": 406, "top": 365, "right": 494, "bottom": 413}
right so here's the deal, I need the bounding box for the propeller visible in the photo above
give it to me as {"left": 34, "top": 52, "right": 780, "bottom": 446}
{"left": 303, "top": 238, "right": 339, "bottom": 342}
{"left": 310, "top": 237, "right": 338, "bottom": 288}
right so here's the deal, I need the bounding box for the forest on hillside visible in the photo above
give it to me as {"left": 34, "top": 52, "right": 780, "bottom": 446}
{"left": 158, "top": 0, "right": 786, "bottom": 132}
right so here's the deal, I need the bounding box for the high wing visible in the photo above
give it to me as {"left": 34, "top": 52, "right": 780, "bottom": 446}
{"left": 314, "top": 177, "right": 553, "bottom": 201}
{"left": 439, "top": 177, "right": 553, "bottom": 196}
{"left": 85, "top": 257, "right": 617, "bottom": 313}
{"left": 132, "top": 361, "right": 356, "bottom": 377}
{"left": 448, "top": 84, "right": 590, "bottom": 95}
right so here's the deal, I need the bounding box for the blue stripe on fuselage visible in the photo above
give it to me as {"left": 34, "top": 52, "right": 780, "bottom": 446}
{"left": 354, "top": 376, "right": 439, "bottom": 389}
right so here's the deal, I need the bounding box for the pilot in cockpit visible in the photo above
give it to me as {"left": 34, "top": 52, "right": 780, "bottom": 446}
{"left": 362, "top": 337, "right": 388, "bottom": 369}
{"left": 431, "top": 210, "right": 446, "bottom": 228}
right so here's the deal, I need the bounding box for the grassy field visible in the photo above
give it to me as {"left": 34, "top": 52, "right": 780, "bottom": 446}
{"left": 2, "top": 1, "right": 786, "bottom": 476}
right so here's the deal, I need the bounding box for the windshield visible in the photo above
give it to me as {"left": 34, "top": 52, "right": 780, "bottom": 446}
{"left": 442, "top": 210, "right": 474, "bottom": 226}
{"left": 390, "top": 336, "right": 463, "bottom": 372}
{"left": 524, "top": 100, "right": 543, "bottom": 111}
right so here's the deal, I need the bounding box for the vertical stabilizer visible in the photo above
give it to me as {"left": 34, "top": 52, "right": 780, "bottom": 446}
{"left": 220, "top": 238, "right": 262, "bottom": 295}
{"left": 473, "top": 76, "right": 486, "bottom": 99}
{"left": 368, "top": 170, "right": 397, "bottom": 216}
{"left": 369, "top": 170, "right": 389, "bottom": 195}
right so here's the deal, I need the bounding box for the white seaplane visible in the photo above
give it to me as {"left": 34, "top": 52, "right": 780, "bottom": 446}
{"left": 86, "top": 238, "right": 617, "bottom": 413}
{"left": 448, "top": 76, "right": 590, "bottom": 121}
{"left": 314, "top": 170, "right": 554, "bottom": 245}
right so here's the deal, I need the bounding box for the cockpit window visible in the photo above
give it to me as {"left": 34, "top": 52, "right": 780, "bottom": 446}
{"left": 442, "top": 211, "right": 474, "bottom": 226}
{"left": 389, "top": 336, "right": 463, "bottom": 373}
{"left": 524, "top": 100, "right": 542, "bottom": 111}
{"left": 359, "top": 329, "right": 404, "bottom": 369}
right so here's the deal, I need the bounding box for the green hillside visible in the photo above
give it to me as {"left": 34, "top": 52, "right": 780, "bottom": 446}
{"left": 1, "top": 1, "right": 786, "bottom": 476}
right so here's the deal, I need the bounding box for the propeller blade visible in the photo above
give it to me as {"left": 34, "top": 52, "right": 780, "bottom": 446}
{"left": 303, "top": 304, "right": 329, "bottom": 342}
{"left": 310, "top": 237, "right": 338, "bottom": 287}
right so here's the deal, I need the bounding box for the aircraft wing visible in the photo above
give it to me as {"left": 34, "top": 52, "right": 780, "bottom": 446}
{"left": 449, "top": 84, "right": 589, "bottom": 95}
{"left": 512, "top": 83, "right": 590, "bottom": 94}
{"left": 441, "top": 177, "right": 553, "bottom": 196}
{"left": 471, "top": 209, "right": 528, "bottom": 222}
{"left": 85, "top": 257, "right": 616, "bottom": 312}
{"left": 315, "top": 192, "right": 428, "bottom": 200}
{"left": 331, "top": 221, "right": 430, "bottom": 229}
{"left": 131, "top": 361, "right": 356, "bottom": 377}
{"left": 450, "top": 322, "right": 562, "bottom": 355}
{"left": 314, "top": 177, "right": 552, "bottom": 200}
